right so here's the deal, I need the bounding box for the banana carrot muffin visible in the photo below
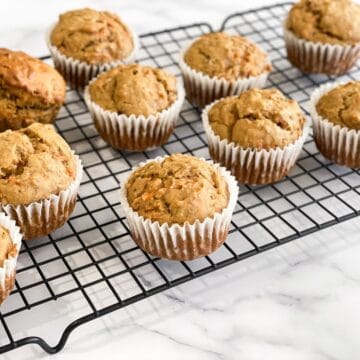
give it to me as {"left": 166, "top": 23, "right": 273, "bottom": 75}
{"left": 284, "top": 0, "right": 360, "bottom": 75}
{"left": 0, "top": 123, "right": 82, "bottom": 239}
{"left": 316, "top": 82, "right": 360, "bottom": 130}
{"left": 126, "top": 154, "right": 229, "bottom": 224}
{"left": 208, "top": 89, "right": 305, "bottom": 149}
{"left": 310, "top": 81, "right": 360, "bottom": 168}
{"left": 179, "top": 32, "right": 272, "bottom": 108}
{"left": 0, "top": 48, "right": 66, "bottom": 132}
{"left": 89, "top": 64, "right": 177, "bottom": 116}
{"left": 0, "top": 213, "right": 22, "bottom": 305}
{"left": 48, "top": 8, "right": 138, "bottom": 90}
{"left": 184, "top": 32, "right": 271, "bottom": 80}
{"left": 85, "top": 64, "right": 185, "bottom": 151}
{"left": 120, "top": 154, "right": 238, "bottom": 260}
{"left": 202, "top": 88, "right": 309, "bottom": 184}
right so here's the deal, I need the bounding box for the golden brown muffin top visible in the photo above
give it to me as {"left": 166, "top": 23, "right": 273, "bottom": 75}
{"left": 0, "top": 123, "right": 76, "bottom": 206}
{"left": 183, "top": 32, "right": 272, "bottom": 81}
{"left": 89, "top": 64, "right": 177, "bottom": 116}
{"left": 0, "top": 226, "right": 17, "bottom": 267}
{"left": 126, "top": 154, "right": 229, "bottom": 225}
{"left": 50, "top": 8, "right": 134, "bottom": 64}
{"left": 0, "top": 48, "right": 66, "bottom": 106}
{"left": 286, "top": 0, "right": 360, "bottom": 45}
{"left": 316, "top": 82, "right": 360, "bottom": 130}
{"left": 208, "top": 89, "right": 306, "bottom": 150}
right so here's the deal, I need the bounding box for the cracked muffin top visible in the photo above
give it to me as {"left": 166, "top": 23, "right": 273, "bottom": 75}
{"left": 88, "top": 64, "right": 177, "bottom": 116}
{"left": 50, "top": 8, "right": 134, "bottom": 64}
{"left": 126, "top": 154, "right": 229, "bottom": 225}
{"left": 0, "top": 226, "right": 17, "bottom": 267}
{"left": 286, "top": 0, "right": 360, "bottom": 45}
{"left": 316, "top": 82, "right": 360, "bottom": 130}
{"left": 208, "top": 88, "right": 306, "bottom": 150}
{"left": 0, "top": 123, "right": 76, "bottom": 206}
{"left": 0, "top": 48, "right": 66, "bottom": 132}
{"left": 183, "top": 32, "right": 272, "bottom": 81}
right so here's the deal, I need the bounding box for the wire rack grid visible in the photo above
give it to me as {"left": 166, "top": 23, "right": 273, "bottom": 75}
{"left": 0, "top": 2, "right": 359, "bottom": 354}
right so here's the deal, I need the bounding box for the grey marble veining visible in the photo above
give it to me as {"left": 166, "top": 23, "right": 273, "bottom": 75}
{"left": 7, "top": 219, "right": 360, "bottom": 360}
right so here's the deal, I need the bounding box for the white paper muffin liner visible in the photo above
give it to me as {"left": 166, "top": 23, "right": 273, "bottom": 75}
{"left": 84, "top": 79, "right": 185, "bottom": 151}
{"left": 0, "top": 212, "right": 22, "bottom": 304}
{"left": 46, "top": 23, "right": 139, "bottom": 91}
{"left": 0, "top": 155, "right": 83, "bottom": 240}
{"left": 178, "top": 39, "right": 271, "bottom": 108}
{"left": 119, "top": 156, "right": 239, "bottom": 261}
{"left": 202, "top": 98, "right": 310, "bottom": 185}
{"left": 310, "top": 82, "right": 360, "bottom": 168}
{"left": 284, "top": 28, "right": 360, "bottom": 75}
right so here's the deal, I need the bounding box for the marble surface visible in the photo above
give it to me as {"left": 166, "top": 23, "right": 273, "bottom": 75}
{"left": 1, "top": 1, "right": 360, "bottom": 359}
{"left": 0, "top": 0, "right": 278, "bottom": 57}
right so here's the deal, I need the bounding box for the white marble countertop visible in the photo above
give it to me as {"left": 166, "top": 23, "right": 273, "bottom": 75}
{"left": 2, "top": 1, "right": 360, "bottom": 359}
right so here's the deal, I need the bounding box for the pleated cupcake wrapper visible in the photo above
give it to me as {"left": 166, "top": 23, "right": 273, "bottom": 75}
{"left": 310, "top": 82, "right": 360, "bottom": 168}
{"left": 84, "top": 80, "right": 185, "bottom": 152}
{"left": 0, "top": 213, "right": 22, "bottom": 304}
{"left": 46, "top": 24, "right": 139, "bottom": 91}
{"left": 284, "top": 28, "right": 360, "bottom": 75}
{"left": 1, "top": 155, "right": 83, "bottom": 240}
{"left": 178, "top": 40, "right": 270, "bottom": 108}
{"left": 202, "top": 98, "right": 310, "bottom": 185}
{"left": 119, "top": 156, "right": 239, "bottom": 261}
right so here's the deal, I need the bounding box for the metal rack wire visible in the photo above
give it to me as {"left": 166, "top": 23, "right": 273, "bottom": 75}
{"left": 0, "top": 2, "right": 359, "bottom": 354}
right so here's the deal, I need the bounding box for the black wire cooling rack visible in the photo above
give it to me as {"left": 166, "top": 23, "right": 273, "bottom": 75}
{"left": 1, "top": 2, "right": 360, "bottom": 355}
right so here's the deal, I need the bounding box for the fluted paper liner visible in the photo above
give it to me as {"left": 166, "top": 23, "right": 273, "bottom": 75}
{"left": 46, "top": 24, "right": 139, "bottom": 91}
{"left": 119, "top": 156, "right": 239, "bottom": 261}
{"left": 0, "top": 213, "right": 22, "bottom": 304}
{"left": 178, "top": 40, "right": 270, "bottom": 108}
{"left": 202, "top": 98, "right": 310, "bottom": 185}
{"left": 284, "top": 28, "right": 360, "bottom": 75}
{"left": 310, "top": 82, "right": 360, "bottom": 168}
{"left": 84, "top": 80, "right": 185, "bottom": 151}
{"left": 1, "top": 156, "right": 83, "bottom": 240}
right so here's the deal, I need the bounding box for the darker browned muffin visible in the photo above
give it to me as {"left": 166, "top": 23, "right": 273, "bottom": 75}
{"left": 0, "top": 48, "right": 66, "bottom": 132}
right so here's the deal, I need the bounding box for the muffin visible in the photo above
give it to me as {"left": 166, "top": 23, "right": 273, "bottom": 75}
{"left": 84, "top": 64, "right": 185, "bottom": 151}
{"left": 119, "top": 154, "right": 238, "bottom": 260}
{"left": 310, "top": 81, "right": 360, "bottom": 168}
{"left": 0, "top": 213, "right": 22, "bottom": 305}
{"left": 202, "top": 88, "right": 309, "bottom": 185}
{"left": 0, "top": 123, "right": 83, "bottom": 239}
{"left": 284, "top": 0, "right": 360, "bottom": 75}
{"left": 47, "top": 8, "right": 138, "bottom": 90}
{"left": 179, "top": 32, "right": 272, "bottom": 108}
{"left": 0, "top": 48, "right": 66, "bottom": 132}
